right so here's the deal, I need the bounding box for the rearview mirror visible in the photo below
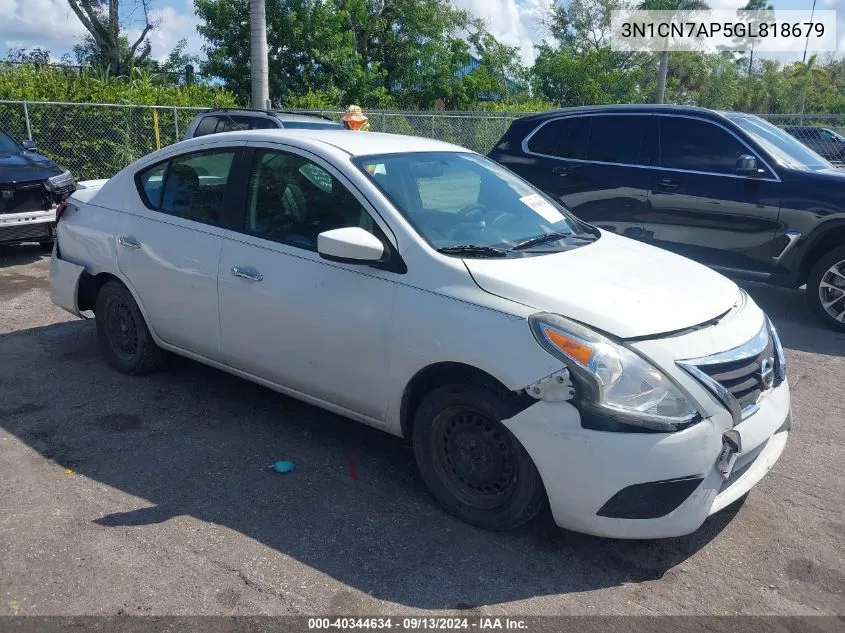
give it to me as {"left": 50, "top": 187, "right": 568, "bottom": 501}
{"left": 735, "top": 154, "right": 760, "bottom": 176}
{"left": 317, "top": 227, "right": 385, "bottom": 264}
{"left": 21, "top": 139, "right": 36, "bottom": 151}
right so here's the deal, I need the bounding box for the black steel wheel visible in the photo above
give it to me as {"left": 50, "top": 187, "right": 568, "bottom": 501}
{"left": 430, "top": 406, "right": 518, "bottom": 509}
{"left": 412, "top": 383, "right": 546, "bottom": 530}
{"left": 95, "top": 280, "right": 169, "bottom": 374}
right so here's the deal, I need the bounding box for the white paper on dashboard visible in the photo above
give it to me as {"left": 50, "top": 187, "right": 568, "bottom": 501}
{"left": 520, "top": 194, "right": 565, "bottom": 224}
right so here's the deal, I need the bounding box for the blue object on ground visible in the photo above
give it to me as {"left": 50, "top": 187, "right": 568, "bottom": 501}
{"left": 271, "top": 460, "right": 295, "bottom": 473}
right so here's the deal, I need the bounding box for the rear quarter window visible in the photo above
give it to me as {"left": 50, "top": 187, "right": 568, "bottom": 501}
{"left": 137, "top": 162, "right": 167, "bottom": 207}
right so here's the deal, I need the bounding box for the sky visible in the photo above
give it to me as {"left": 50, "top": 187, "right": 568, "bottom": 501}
{"left": 0, "top": 0, "right": 842, "bottom": 68}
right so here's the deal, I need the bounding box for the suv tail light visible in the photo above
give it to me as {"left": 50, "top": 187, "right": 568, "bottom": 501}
{"left": 55, "top": 201, "right": 68, "bottom": 221}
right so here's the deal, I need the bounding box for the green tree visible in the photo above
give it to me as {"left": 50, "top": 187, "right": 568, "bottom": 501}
{"left": 66, "top": 0, "right": 155, "bottom": 76}
{"left": 195, "top": 0, "right": 491, "bottom": 108}
{"left": 531, "top": 44, "right": 644, "bottom": 105}
{"left": 463, "top": 24, "right": 529, "bottom": 104}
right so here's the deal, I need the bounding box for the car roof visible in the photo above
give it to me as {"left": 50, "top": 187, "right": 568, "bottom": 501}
{"left": 514, "top": 104, "right": 729, "bottom": 123}
{"left": 199, "top": 108, "right": 337, "bottom": 124}
{"left": 179, "top": 129, "right": 469, "bottom": 157}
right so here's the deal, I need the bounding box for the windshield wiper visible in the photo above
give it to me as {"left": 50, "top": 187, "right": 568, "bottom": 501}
{"left": 436, "top": 245, "right": 508, "bottom": 258}
{"left": 511, "top": 231, "right": 596, "bottom": 251}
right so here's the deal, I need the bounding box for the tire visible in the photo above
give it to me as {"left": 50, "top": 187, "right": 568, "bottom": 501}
{"left": 412, "top": 383, "right": 546, "bottom": 531}
{"left": 95, "top": 280, "right": 169, "bottom": 374}
{"left": 806, "top": 245, "right": 845, "bottom": 332}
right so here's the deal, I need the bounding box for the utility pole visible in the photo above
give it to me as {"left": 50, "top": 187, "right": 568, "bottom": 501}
{"left": 802, "top": 0, "right": 817, "bottom": 63}
{"left": 250, "top": 0, "right": 270, "bottom": 109}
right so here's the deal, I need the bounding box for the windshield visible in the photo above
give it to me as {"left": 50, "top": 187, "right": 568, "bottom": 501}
{"left": 354, "top": 152, "right": 591, "bottom": 254}
{"left": 0, "top": 131, "right": 21, "bottom": 153}
{"left": 726, "top": 114, "right": 832, "bottom": 171}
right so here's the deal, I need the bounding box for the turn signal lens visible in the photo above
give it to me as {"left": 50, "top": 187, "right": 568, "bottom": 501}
{"left": 543, "top": 327, "right": 594, "bottom": 366}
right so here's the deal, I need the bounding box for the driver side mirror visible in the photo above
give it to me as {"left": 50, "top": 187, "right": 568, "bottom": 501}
{"left": 21, "top": 139, "right": 36, "bottom": 151}
{"left": 317, "top": 227, "right": 385, "bottom": 264}
{"left": 736, "top": 154, "right": 761, "bottom": 176}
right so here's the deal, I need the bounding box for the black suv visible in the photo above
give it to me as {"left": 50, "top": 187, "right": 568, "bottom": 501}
{"left": 183, "top": 108, "right": 344, "bottom": 140}
{"left": 1, "top": 129, "right": 75, "bottom": 246}
{"left": 489, "top": 105, "right": 845, "bottom": 331}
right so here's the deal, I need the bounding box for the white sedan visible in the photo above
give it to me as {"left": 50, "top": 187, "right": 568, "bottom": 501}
{"left": 50, "top": 130, "right": 791, "bottom": 538}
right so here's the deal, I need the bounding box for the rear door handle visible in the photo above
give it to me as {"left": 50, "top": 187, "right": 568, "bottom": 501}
{"left": 655, "top": 178, "right": 679, "bottom": 191}
{"left": 551, "top": 166, "right": 571, "bottom": 177}
{"left": 231, "top": 266, "right": 263, "bottom": 282}
{"left": 118, "top": 236, "right": 141, "bottom": 249}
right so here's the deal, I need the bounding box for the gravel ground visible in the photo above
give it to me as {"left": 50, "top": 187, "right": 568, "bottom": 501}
{"left": 0, "top": 243, "right": 842, "bottom": 617}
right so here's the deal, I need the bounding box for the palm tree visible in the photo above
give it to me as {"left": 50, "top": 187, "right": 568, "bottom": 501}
{"left": 638, "top": 0, "right": 710, "bottom": 104}
{"left": 741, "top": 0, "right": 775, "bottom": 77}
{"left": 250, "top": 0, "right": 270, "bottom": 108}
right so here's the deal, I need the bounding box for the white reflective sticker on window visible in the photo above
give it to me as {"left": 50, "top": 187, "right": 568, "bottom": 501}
{"left": 520, "top": 194, "right": 564, "bottom": 224}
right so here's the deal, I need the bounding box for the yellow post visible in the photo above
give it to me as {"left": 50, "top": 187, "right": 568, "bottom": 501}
{"left": 152, "top": 108, "right": 161, "bottom": 150}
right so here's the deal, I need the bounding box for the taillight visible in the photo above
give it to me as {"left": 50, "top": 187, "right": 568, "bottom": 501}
{"left": 56, "top": 201, "right": 68, "bottom": 222}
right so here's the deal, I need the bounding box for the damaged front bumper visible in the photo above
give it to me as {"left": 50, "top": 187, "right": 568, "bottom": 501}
{"left": 0, "top": 208, "right": 56, "bottom": 244}
{"left": 502, "top": 379, "right": 790, "bottom": 539}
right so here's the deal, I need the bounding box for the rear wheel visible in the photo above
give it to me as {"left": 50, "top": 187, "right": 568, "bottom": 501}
{"left": 95, "top": 280, "right": 169, "bottom": 374}
{"left": 412, "top": 383, "right": 546, "bottom": 530}
{"left": 807, "top": 246, "right": 845, "bottom": 332}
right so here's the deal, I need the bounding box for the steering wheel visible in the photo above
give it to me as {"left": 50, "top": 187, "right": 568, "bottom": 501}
{"left": 490, "top": 212, "right": 518, "bottom": 228}
{"left": 456, "top": 202, "right": 489, "bottom": 220}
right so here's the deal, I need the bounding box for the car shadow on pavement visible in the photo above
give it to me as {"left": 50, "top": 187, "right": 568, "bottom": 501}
{"left": 0, "top": 319, "right": 750, "bottom": 610}
{"left": 739, "top": 282, "right": 845, "bottom": 357}
{"left": 0, "top": 242, "right": 52, "bottom": 269}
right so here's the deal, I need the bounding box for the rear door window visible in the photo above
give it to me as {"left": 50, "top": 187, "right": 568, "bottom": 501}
{"left": 136, "top": 149, "right": 237, "bottom": 226}
{"left": 585, "top": 116, "right": 647, "bottom": 165}
{"left": 526, "top": 117, "right": 589, "bottom": 160}
{"left": 160, "top": 150, "right": 235, "bottom": 225}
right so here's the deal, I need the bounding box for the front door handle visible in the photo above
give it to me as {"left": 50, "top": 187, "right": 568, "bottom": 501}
{"left": 231, "top": 266, "right": 263, "bottom": 282}
{"left": 552, "top": 166, "right": 571, "bottom": 177}
{"left": 118, "top": 236, "right": 141, "bottom": 249}
{"left": 655, "top": 178, "right": 679, "bottom": 191}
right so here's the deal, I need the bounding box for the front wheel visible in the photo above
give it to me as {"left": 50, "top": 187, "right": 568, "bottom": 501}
{"left": 807, "top": 246, "right": 845, "bottom": 332}
{"left": 412, "top": 383, "right": 546, "bottom": 531}
{"left": 95, "top": 280, "right": 170, "bottom": 374}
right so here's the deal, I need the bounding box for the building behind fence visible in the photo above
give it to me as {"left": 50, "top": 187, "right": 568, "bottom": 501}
{"left": 1, "top": 100, "right": 843, "bottom": 181}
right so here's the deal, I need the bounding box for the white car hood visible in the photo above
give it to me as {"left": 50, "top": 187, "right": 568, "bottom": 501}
{"left": 464, "top": 232, "right": 740, "bottom": 339}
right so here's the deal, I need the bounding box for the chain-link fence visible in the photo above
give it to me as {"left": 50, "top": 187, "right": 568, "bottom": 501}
{"left": 0, "top": 101, "right": 206, "bottom": 180}
{"left": 1, "top": 100, "right": 843, "bottom": 181}
{"left": 755, "top": 114, "right": 845, "bottom": 165}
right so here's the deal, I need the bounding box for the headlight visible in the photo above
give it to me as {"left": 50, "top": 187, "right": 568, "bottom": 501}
{"left": 45, "top": 169, "right": 74, "bottom": 191}
{"left": 528, "top": 313, "right": 699, "bottom": 431}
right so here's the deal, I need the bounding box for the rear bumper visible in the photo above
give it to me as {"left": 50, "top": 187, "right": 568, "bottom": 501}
{"left": 503, "top": 379, "right": 790, "bottom": 539}
{"left": 50, "top": 244, "right": 86, "bottom": 317}
{"left": 0, "top": 208, "right": 56, "bottom": 244}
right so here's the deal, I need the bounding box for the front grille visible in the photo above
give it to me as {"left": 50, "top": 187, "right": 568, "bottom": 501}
{"left": 678, "top": 321, "right": 785, "bottom": 425}
{"left": 0, "top": 182, "right": 49, "bottom": 214}
{"left": 696, "top": 338, "right": 774, "bottom": 410}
